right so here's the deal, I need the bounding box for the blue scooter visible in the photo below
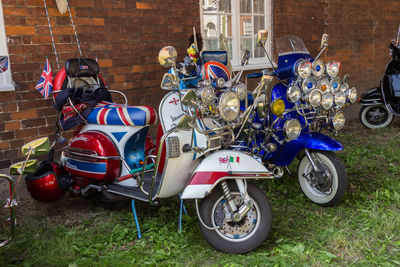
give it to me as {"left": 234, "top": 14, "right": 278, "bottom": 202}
{"left": 234, "top": 31, "right": 357, "bottom": 207}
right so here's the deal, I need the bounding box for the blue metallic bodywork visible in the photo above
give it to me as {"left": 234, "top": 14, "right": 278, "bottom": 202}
{"left": 238, "top": 50, "right": 343, "bottom": 167}
{"left": 277, "top": 53, "right": 312, "bottom": 80}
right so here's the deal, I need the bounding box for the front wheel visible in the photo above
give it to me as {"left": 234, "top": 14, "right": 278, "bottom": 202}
{"left": 359, "top": 105, "right": 393, "bottom": 129}
{"left": 198, "top": 182, "right": 272, "bottom": 254}
{"left": 298, "top": 151, "right": 347, "bottom": 207}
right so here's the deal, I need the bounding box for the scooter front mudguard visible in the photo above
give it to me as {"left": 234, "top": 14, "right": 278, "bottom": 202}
{"left": 181, "top": 150, "right": 272, "bottom": 199}
{"left": 359, "top": 86, "right": 383, "bottom": 105}
{"left": 270, "top": 132, "right": 343, "bottom": 167}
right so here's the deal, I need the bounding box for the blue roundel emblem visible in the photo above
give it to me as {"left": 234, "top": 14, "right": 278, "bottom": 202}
{"left": 203, "top": 61, "right": 231, "bottom": 81}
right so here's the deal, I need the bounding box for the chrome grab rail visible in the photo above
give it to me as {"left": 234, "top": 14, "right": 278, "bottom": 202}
{"left": 0, "top": 174, "right": 16, "bottom": 248}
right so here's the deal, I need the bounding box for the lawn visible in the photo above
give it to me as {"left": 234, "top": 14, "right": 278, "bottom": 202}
{"left": 1, "top": 121, "right": 400, "bottom": 266}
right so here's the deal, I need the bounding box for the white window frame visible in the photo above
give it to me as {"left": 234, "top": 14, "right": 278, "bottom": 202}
{"left": 200, "top": 0, "right": 273, "bottom": 71}
{"left": 0, "top": 0, "right": 14, "bottom": 91}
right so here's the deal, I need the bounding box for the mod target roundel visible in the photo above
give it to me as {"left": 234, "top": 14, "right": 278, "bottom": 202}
{"left": 203, "top": 61, "right": 231, "bottom": 81}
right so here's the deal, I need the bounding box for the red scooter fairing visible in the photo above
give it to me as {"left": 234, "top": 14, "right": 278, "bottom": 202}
{"left": 64, "top": 131, "right": 121, "bottom": 181}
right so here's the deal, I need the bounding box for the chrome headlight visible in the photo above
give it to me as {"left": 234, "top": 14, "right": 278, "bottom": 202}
{"left": 308, "top": 89, "right": 322, "bottom": 107}
{"left": 334, "top": 91, "right": 346, "bottom": 107}
{"left": 297, "top": 60, "right": 312, "bottom": 78}
{"left": 347, "top": 87, "right": 358, "bottom": 104}
{"left": 217, "top": 78, "right": 225, "bottom": 88}
{"left": 340, "top": 82, "right": 349, "bottom": 92}
{"left": 330, "top": 77, "right": 342, "bottom": 93}
{"left": 321, "top": 93, "right": 333, "bottom": 110}
{"left": 284, "top": 119, "right": 301, "bottom": 140}
{"left": 326, "top": 61, "right": 341, "bottom": 77}
{"left": 203, "top": 79, "right": 212, "bottom": 87}
{"left": 219, "top": 91, "right": 240, "bottom": 122}
{"left": 287, "top": 85, "right": 301, "bottom": 103}
{"left": 233, "top": 83, "right": 247, "bottom": 101}
{"left": 200, "top": 86, "right": 216, "bottom": 104}
{"left": 302, "top": 77, "right": 317, "bottom": 93}
{"left": 317, "top": 78, "right": 330, "bottom": 93}
{"left": 312, "top": 59, "right": 325, "bottom": 77}
{"left": 332, "top": 111, "right": 345, "bottom": 130}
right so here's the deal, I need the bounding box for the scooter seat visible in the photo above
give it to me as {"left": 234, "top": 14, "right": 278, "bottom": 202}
{"left": 87, "top": 101, "right": 157, "bottom": 126}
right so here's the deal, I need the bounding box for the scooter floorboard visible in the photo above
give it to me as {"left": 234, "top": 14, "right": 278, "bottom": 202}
{"left": 105, "top": 172, "right": 162, "bottom": 202}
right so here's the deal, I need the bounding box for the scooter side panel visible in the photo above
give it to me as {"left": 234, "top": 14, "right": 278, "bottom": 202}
{"left": 156, "top": 128, "right": 203, "bottom": 198}
{"left": 269, "top": 132, "right": 343, "bottom": 166}
{"left": 156, "top": 92, "right": 207, "bottom": 198}
{"left": 181, "top": 150, "right": 269, "bottom": 199}
{"left": 79, "top": 124, "right": 147, "bottom": 186}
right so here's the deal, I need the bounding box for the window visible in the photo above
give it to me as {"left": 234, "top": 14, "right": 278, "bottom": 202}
{"left": 201, "top": 0, "right": 272, "bottom": 70}
{"left": 0, "top": 1, "right": 14, "bottom": 91}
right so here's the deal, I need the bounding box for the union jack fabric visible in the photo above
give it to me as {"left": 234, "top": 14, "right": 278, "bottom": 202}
{"left": 87, "top": 101, "right": 157, "bottom": 126}
{"left": 0, "top": 56, "right": 8, "bottom": 73}
{"left": 35, "top": 58, "right": 53, "bottom": 99}
{"left": 219, "top": 156, "right": 228, "bottom": 164}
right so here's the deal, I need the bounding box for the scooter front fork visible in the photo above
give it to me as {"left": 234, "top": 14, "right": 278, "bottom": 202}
{"left": 304, "top": 149, "right": 319, "bottom": 171}
{"left": 221, "top": 180, "right": 253, "bottom": 223}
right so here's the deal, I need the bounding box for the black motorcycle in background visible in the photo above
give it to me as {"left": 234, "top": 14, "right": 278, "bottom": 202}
{"left": 359, "top": 41, "right": 400, "bottom": 129}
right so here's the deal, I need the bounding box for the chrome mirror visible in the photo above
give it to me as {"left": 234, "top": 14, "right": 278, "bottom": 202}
{"left": 320, "top": 34, "right": 329, "bottom": 48}
{"left": 9, "top": 159, "right": 38, "bottom": 175}
{"left": 158, "top": 46, "right": 177, "bottom": 68}
{"left": 176, "top": 114, "right": 193, "bottom": 130}
{"left": 257, "top": 30, "right": 268, "bottom": 46}
{"left": 21, "top": 137, "right": 50, "bottom": 157}
{"left": 181, "top": 90, "right": 197, "bottom": 106}
{"left": 160, "top": 73, "right": 179, "bottom": 90}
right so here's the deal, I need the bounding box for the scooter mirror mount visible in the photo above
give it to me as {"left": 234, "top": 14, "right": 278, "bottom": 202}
{"left": 257, "top": 29, "right": 268, "bottom": 46}
{"left": 241, "top": 50, "right": 250, "bottom": 66}
{"left": 158, "top": 46, "right": 177, "bottom": 68}
{"left": 320, "top": 34, "right": 329, "bottom": 49}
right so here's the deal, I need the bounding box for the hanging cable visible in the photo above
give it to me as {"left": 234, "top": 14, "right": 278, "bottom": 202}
{"left": 65, "top": 0, "right": 82, "bottom": 57}
{"left": 43, "top": 0, "right": 60, "bottom": 69}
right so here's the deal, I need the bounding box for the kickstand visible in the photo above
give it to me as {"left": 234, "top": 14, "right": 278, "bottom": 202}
{"left": 131, "top": 200, "right": 142, "bottom": 239}
{"left": 178, "top": 193, "right": 188, "bottom": 233}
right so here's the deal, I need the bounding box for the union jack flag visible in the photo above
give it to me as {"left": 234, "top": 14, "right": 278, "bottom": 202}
{"left": 35, "top": 58, "right": 53, "bottom": 99}
{"left": 219, "top": 156, "right": 228, "bottom": 164}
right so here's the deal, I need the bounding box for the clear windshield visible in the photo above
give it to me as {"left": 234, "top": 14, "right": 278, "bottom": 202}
{"left": 276, "top": 36, "right": 309, "bottom": 56}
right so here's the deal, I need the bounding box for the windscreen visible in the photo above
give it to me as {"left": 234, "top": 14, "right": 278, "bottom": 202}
{"left": 276, "top": 36, "right": 309, "bottom": 56}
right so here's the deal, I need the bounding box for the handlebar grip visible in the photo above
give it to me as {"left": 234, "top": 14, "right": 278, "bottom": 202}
{"left": 247, "top": 72, "right": 263, "bottom": 79}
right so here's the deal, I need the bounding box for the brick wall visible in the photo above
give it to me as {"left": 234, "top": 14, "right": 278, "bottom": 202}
{"left": 0, "top": 0, "right": 200, "bottom": 168}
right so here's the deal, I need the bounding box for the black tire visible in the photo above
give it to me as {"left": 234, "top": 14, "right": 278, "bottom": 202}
{"left": 298, "top": 151, "right": 347, "bottom": 207}
{"left": 198, "top": 181, "right": 272, "bottom": 254}
{"left": 359, "top": 105, "right": 394, "bottom": 129}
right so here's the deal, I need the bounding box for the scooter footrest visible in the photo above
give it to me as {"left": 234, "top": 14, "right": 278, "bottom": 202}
{"left": 106, "top": 172, "right": 162, "bottom": 202}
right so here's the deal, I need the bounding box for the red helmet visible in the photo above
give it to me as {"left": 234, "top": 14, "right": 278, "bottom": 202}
{"left": 25, "top": 162, "right": 70, "bottom": 203}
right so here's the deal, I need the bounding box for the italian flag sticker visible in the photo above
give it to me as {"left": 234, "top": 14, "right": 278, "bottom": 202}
{"left": 229, "top": 156, "right": 240, "bottom": 163}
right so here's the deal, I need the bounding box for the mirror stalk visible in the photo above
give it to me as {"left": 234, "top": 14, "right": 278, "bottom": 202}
{"left": 314, "top": 44, "right": 327, "bottom": 62}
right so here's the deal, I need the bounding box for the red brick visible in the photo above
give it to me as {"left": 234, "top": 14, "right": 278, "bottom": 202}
{"left": 5, "top": 26, "right": 35, "bottom": 35}
{"left": 11, "top": 110, "right": 39, "bottom": 120}
{"left": 15, "top": 128, "right": 38, "bottom": 139}
{"left": 0, "top": 141, "right": 10, "bottom": 150}
{"left": 136, "top": 2, "right": 157, "bottom": 10}
{"left": 5, "top": 121, "right": 21, "bottom": 131}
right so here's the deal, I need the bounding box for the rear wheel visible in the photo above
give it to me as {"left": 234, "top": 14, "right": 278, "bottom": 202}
{"left": 359, "top": 105, "right": 393, "bottom": 129}
{"left": 198, "top": 181, "right": 272, "bottom": 254}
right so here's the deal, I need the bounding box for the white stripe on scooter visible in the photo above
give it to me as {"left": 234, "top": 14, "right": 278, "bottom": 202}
{"left": 181, "top": 184, "right": 212, "bottom": 199}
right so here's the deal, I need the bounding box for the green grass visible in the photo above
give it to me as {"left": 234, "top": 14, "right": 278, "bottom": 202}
{"left": 1, "top": 123, "right": 400, "bottom": 266}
